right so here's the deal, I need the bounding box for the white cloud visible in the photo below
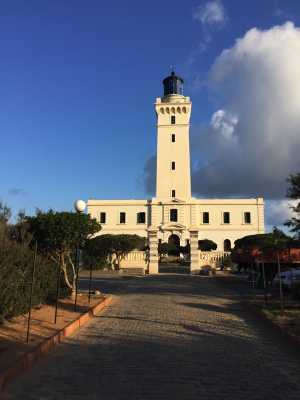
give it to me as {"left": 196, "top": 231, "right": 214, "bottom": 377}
{"left": 188, "top": 1, "right": 227, "bottom": 64}
{"left": 191, "top": 22, "right": 300, "bottom": 198}
{"left": 193, "top": 1, "right": 226, "bottom": 26}
{"left": 210, "top": 109, "right": 238, "bottom": 141}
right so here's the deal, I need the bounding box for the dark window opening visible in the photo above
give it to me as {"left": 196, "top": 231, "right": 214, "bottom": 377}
{"left": 203, "top": 212, "right": 209, "bottom": 224}
{"left": 171, "top": 189, "right": 176, "bottom": 198}
{"left": 244, "top": 212, "right": 251, "bottom": 224}
{"left": 224, "top": 239, "right": 231, "bottom": 252}
{"left": 223, "top": 212, "right": 230, "bottom": 224}
{"left": 100, "top": 212, "right": 106, "bottom": 224}
{"left": 170, "top": 209, "right": 178, "bottom": 222}
{"left": 120, "top": 212, "right": 126, "bottom": 224}
{"left": 171, "top": 161, "right": 176, "bottom": 170}
{"left": 137, "top": 212, "right": 146, "bottom": 224}
{"left": 171, "top": 134, "right": 176, "bottom": 142}
{"left": 171, "top": 115, "right": 176, "bottom": 125}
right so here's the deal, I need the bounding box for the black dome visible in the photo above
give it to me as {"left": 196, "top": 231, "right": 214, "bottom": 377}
{"left": 162, "top": 71, "right": 184, "bottom": 96}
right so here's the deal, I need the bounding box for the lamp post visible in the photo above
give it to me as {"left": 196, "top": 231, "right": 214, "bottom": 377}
{"left": 74, "top": 200, "right": 86, "bottom": 311}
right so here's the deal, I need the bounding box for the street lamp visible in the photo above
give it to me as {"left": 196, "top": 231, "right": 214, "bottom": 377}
{"left": 74, "top": 199, "right": 86, "bottom": 213}
{"left": 74, "top": 200, "right": 86, "bottom": 310}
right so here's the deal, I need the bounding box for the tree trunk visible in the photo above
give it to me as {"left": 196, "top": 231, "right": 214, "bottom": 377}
{"left": 61, "top": 256, "right": 73, "bottom": 290}
{"left": 67, "top": 254, "right": 76, "bottom": 290}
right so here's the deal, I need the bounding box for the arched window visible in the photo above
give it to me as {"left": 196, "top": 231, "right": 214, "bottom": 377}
{"left": 224, "top": 239, "right": 231, "bottom": 252}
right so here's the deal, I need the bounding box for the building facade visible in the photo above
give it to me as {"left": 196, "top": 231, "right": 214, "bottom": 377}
{"left": 87, "top": 71, "right": 264, "bottom": 270}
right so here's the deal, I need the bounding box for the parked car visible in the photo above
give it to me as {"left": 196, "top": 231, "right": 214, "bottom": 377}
{"left": 273, "top": 269, "right": 300, "bottom": 289}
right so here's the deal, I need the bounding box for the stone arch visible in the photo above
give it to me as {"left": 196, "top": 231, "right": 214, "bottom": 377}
{"left": 168, "top": 234, "right": 180, "bottom": 255}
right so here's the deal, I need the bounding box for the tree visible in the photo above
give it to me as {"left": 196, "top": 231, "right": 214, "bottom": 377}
{"left": 26, "top": 210, "right": 101, "bottom": 292}
{"left": 232, "top": 228, "right": 293, "bottom": 310}
{"left": 10, "top": 210, "right": 32, "bottom": 246}
{"left": 0, "top": 203, "right": 59, "bottom": 322}
{"left": 0, "top": 201, "right": 11, "bottom": 240}
{"left": 198, "top": 239, "right": 217, "bottom": 251}
{"left": 286, "top": 173, "right": 300, "bottom": 238}
{"left": 260, "top": 228, "right": 290, "bottom": 312}
{"left": 82, "top": 235, "right": 112, "bottom": 269}
{"left": 83, "top": 234, "right": 146, "bottom": 270}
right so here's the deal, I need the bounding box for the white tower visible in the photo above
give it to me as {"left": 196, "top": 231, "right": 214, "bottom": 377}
{"left": 155, "top": 71, "right": 192, "bottom": 201}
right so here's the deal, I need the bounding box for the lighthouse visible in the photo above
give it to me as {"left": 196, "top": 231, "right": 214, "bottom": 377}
{"left": 155, "top": 71, "right": 192, "bottom": 201}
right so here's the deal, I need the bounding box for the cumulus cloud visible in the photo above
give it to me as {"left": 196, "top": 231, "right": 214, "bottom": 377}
{"left": 210, "top": 109, "right": 238, "bottom": 141}
{"left": 191, "top": 21, "right": 300, "bottom": 198}
{"left": 193, "top": 0, "right": 226, "bottom": 27}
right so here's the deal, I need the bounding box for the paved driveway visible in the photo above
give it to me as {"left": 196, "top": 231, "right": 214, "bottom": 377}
{"left": 4, "top": 274, "right": 300, "bottom": 399}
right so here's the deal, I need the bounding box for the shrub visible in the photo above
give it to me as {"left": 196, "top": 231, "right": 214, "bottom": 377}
{"left": 0, "top": 238, "right": 59, "bottom": 322}
{"left": 198, "top": 239, "right": 217, "bottom": 251}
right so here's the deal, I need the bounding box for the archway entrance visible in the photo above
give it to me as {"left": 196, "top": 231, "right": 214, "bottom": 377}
{"left": 168, "top": 234, "right": 180, "bottom": 255}
{"left": 224, "top": 239, "right": 231, "bottom": 252}
{"left": 158, "top": 233, "right": 190, "bottom": 274}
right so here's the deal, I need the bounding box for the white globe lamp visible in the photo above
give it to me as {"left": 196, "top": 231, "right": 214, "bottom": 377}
{"left": 74, "top": 200, "right": 86, "bottom": 213}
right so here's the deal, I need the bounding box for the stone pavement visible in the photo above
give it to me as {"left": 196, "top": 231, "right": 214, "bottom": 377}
{"left": 4, "top": 274, "right": 300, "bottom": 399}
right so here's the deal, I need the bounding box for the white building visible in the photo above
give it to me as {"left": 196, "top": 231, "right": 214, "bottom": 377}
{"left": 87, "top": 71, "right": 264, "bottom": 273}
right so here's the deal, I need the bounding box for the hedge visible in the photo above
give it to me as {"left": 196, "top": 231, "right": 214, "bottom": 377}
{"left": 0, "top": 238, "right": 59, "bottom": 323}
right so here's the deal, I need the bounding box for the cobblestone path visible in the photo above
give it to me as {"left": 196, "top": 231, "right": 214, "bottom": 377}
{"left": 4, "top": 274, "right": 300, "bottom": 399}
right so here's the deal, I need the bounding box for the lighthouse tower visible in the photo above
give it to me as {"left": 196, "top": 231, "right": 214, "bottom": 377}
{"left": 155, "top": 71, "right": 192, "bottom": 201}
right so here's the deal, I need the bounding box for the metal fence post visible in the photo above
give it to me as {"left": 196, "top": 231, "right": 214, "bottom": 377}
{"left": 26, "top": 241, "right": 37, "bottom": 343}
{"left": 54, "top": 256, "right": 61, "bottom": 324}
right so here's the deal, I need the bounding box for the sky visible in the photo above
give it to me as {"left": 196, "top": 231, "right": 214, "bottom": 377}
{"left": 1, "top": 0, "right": 300, "bottom": 233}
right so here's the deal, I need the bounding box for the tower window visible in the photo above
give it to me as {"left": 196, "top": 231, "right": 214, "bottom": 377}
{"left": 137, "top": 212, "right": 146, "bottom": 224}
{"left": 171, "top": 189, "right": 176, "bottom": 198}
{"left": 100, "top": 212, "right": 106, "bottom": 224}
{"left": 170, "top": 209, "right": 178, "bottom": 222}
{"left": 120, "top": 212, "right": 126, "bottom": 224}
{"left": 202, "top": 212, "right": 209, "bottom": 224}
{"left": 171, "top": 161, "right": 176, "bottom": 170}
{"left": 171, "top": 134, "right": 176, "bottom": 142}
{"left": 171, "top": 115, "right": 176, "bottom": 125}
{"left": 244, "top": 212, "right": 251, "bottom": 224}
{"left": 223, "top": 212, "right": 230, "bottom": 224}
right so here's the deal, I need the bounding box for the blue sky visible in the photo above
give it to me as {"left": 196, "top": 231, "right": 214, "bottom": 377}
{"left": 1, "top": 0, "right": 300, "bottom": 230}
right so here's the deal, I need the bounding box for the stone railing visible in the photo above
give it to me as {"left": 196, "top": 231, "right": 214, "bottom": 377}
{"left": 198, "top": 251, "right": 231, "bottom": 268}
{"left": 118, "top": 251, "right": 148, "bottom": 274}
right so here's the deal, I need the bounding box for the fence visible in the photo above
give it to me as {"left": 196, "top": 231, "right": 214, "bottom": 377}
{"left": 118, "top": 251, "right": 148, "bottom": 274}
{"left": 198, "top": 251, "right": 231, "bottom": 268}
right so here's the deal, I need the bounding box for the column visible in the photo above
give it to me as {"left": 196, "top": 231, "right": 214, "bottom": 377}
{"left": 147, "top": 226, "right": 159, "bottom": 274}
{"left": 189, "top": 227, "right": 199, "bottom": 273}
